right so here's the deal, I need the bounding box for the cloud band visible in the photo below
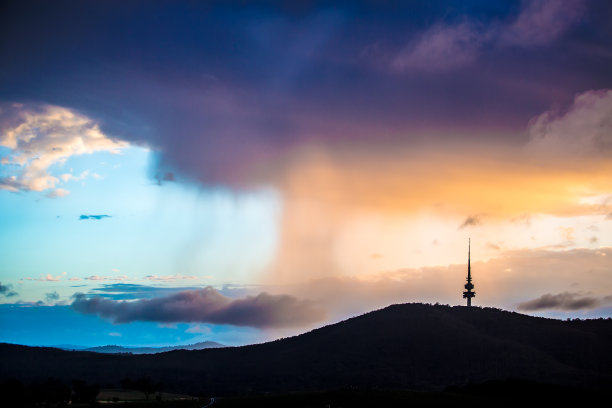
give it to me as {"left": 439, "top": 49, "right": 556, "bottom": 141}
{"left": 72, "top": 287, "right": 325, "bottom": 329}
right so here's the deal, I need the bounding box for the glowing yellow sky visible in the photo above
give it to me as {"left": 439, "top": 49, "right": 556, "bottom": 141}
{"left": 266, "top": 144, "right": 612, "bottom": 286}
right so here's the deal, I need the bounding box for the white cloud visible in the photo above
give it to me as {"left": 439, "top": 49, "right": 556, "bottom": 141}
{"left": 0, "top": 103, "right": 127, "bottom": 194}
{"left": 59, "top": 170, "right": 89, "bottom": 183}
{"left": 185, "top": 324, "right": 212, "bottom": 334}
{"left": 158, "top": 323, "right": 178, "bottom": 329}
{"left": 85, "top": 275, "right": 107, "bottom": 281}
{"left": 84, "top": 274, "right": 128, "bottom": 281}
{"left": 527, "top": 89, "right": 612, "bottom": 155}
{"left": 39, "top": 273, "right": 63, "bottom": 282}
{"left": 45, "top": 188, "right": 70, "bottom": 199}
{"left": 143, "top": 274, "right": 198, "bottom": 281}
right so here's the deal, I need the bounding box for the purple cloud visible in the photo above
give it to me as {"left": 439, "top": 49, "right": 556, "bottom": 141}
{"left": 500, "top": 0, "right": 586, "bottom": 47}
{"left": 393, "top": 22, "right": 483, "bottom": 72}
{"left": 1, "top": 1, "right": 609, "bottom": 189}
{"left": 517, "top": 291, "right": 607, "bottom": 311}
{"left": 72, "top": 287, "right": 325, "bottom": 329}
{"left": 527, "top": 89, "right": 612, "bottom": 156}
{"left": 391, "top": 1, "right": 587, "bottom": 74}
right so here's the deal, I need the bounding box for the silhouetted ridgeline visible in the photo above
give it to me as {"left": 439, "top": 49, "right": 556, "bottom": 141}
{"left": 81, "top": 340, "right": 225, "bottom": 354}
{"left": 1, "top": 304, "right": 611, "bottom": 397}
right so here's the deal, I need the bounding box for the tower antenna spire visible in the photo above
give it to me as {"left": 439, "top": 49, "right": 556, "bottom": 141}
{"left": 463, "top": 238, "right": 475, "bottom": 306}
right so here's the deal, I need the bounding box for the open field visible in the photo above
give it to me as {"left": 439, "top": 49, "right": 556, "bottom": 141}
{"left": 97, "top": 388, "right": 201, "bottom": 403}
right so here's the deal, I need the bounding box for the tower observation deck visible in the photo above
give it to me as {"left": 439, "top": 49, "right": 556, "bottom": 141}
{"left": 463, "top": 238, "right": 476, "bottom": 306}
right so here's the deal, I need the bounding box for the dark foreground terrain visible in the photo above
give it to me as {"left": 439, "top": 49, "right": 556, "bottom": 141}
{"left": 1, "top": 303, "right": 611, "bottom": 405}
{"left": 212, "top": 383, "right": 607, "bottom": 408}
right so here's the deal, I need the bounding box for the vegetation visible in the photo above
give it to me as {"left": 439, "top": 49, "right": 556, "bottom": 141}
{"left": 1, "top": 303, "right": 610, "bottom": 404}
{"left": 120, "top": 376, "right": 163, "bottom": 400}
{"left": 212, "top": 383, "right": 606, "bottom": 408}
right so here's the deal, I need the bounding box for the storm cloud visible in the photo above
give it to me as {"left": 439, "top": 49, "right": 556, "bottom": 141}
{"left": 517, "top": 292, "right": 606, "bottom": 311}
{"left": 1, "top": 1, "right": 611, "bottom": 187}
{"left": 72, "top": 287, "right": 325, "bottom": 329}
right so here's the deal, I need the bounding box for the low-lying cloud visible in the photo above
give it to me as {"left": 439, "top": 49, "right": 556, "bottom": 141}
{"left": 517, "top": 292, "right": 609, "bottom": 311}
{"left": 79, "top": 214, "right": 111, "bottom": 220}
{"left": 90, "top": 283, "right": 202, "bottom": 300}
{"left": 45, "top": 291, "right": 60, "bottom": 303}
{"left": 72, "top": 287, "right": 325, "bottom": 329}
{"left": 0, "top": 282, "right": 18, "bottom": 298}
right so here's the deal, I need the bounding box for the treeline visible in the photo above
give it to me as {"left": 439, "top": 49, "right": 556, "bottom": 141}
{"left": 0, "top": 376, "right": 163, "bottom": 407}
{"left": 120, "top": 376, "right": 164, "bottom": 400}
{"left": 0, "top": 378, "right": 98, "bottom": 407}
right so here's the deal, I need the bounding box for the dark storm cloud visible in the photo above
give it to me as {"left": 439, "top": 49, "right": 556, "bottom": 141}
{"left": 0, "top": 282, "right": 18, "bottom": 298}
{"left": 1, "top": 1, "right": 612, "bottom": 186}
{"left": 79, "top": 215, "right": 111, "bottom": 220}
{"left": 72, "top": 287, "right": 325, "bottom": 328}
{"left": 517, "top": 292, "right": 607, "bottom": 311}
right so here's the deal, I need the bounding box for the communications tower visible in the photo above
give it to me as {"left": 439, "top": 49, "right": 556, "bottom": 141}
{"left": 463, "top": 238, "right": 476, "bottom": 306}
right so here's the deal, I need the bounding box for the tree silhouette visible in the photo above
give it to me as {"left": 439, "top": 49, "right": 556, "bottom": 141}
{"left": 72, "top": 379, "right": 100, "bottom": 404}
{"left": 121, "top": 376, "right": 161, "bottom": 400}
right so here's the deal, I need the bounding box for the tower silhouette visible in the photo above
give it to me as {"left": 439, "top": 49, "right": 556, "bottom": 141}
{"left": 463, "top": 238, "right": 475, "bottom": 306}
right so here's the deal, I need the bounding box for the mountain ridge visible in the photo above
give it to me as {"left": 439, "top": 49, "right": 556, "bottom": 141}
{"left": 1, "top": 303, "right": 610, "bottom": 396}
{"left": 79, "top": 340, "right": 225, "bottom": 354}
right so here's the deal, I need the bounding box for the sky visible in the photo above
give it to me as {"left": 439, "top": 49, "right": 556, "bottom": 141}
{"left": 1, "top": 0, "right": 611, "bottom": 348}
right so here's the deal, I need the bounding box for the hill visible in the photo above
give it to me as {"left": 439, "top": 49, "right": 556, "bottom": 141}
{"left": 81, "top": 341, "right": 225, "bottom": 354}
{"left": 1, "top": 303, "right": 611, "bottom": 397}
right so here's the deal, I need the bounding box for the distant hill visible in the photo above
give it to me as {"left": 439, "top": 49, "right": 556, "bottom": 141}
{"left": 81, "top": 341, "right": 225, "bottom": 354}
{"left": 50, "top": 344, "right": 88, "bottom": 351}
{"left": 1, "top": 304, "right": 611, "bottom": 397}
